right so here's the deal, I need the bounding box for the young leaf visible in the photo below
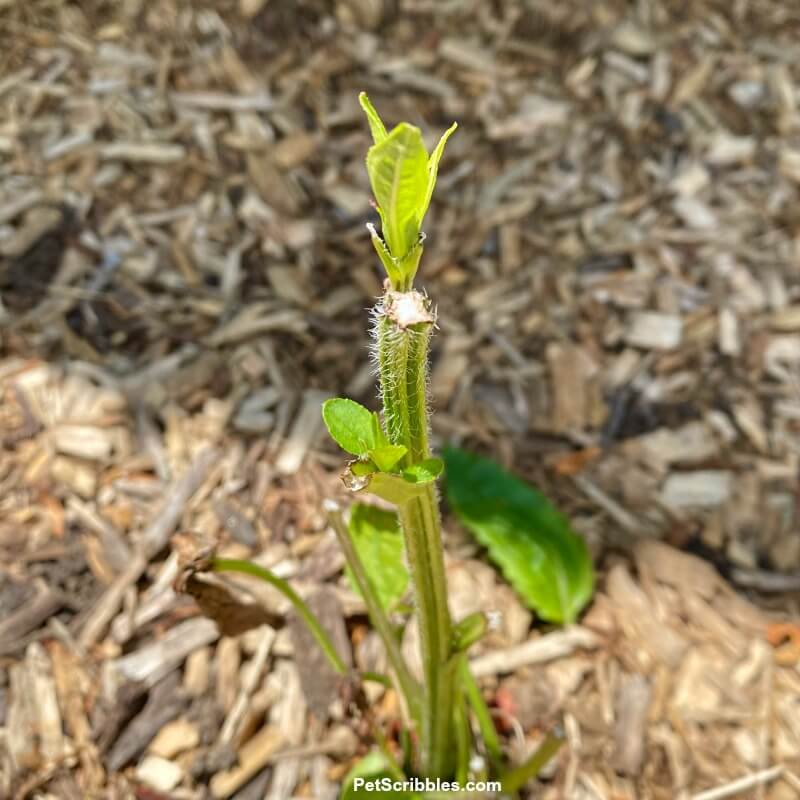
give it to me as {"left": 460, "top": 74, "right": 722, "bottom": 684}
{"left": 370, "top": 412, "right": 390, "bottom": 448}
{"left": 443, "top": 447, "right": 594, "bottom": 624}
{"left": 350, "top": 460, "right": 377, "bottom": 477}
{"left": 402, "top": 457, "right": 444, "bottom": 484}
{"left": 322, "top": 398, "right": 376, "bottom": 457}
{"left": 368, "top": 223, "right": 402, "bottom": 287}
{"left": 358, "top": 92, "right": 388, "bottom": 145}
{"left": 341, "top": 751, "right": 418, "bottom": 799}
{"left": 419, "top": 121, "right": 457, "bottom": 228}
{"left": 366, "top": 123, "right": 428, "bottom": 260}
{"left": 364, "top": 471, "right": 427, "bottom": 505}
{"left": 346, "top": 503, "right": 409, "bottom": 612}
{"left": 451, "top": 611, "right": 487, "bottom": 652}
{"left": 369, "top": 444, "right": 408, "bottom": 472}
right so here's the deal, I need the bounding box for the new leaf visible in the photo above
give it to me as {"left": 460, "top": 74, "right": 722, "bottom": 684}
{"left": 358, "top": 92, "right": 388, "bottom": 145}
{"left": 322, "top": 398, "right": 375, "bottom": 457}
{"left": 366, "top": 123, "right": 429, "bottom": 260}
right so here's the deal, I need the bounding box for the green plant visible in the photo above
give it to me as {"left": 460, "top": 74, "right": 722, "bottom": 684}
{"left": 443, "top": 447, "right": 594, "bottom": 624}
{"left": 190, "top": 94, "right": 574, "bottom": 797}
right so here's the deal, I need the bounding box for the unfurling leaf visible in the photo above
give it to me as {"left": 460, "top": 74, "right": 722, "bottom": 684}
{"left": 358, "top": 91, "right": 388, "bottom": 145}
{"left": 420, "top": 121, "right": 457, "bottom": 227}
{"left": 451, "top": 611, "right": 487, "bottom": 652}
{"left": 443, "top": 447, "right": 594, "bottom": 624}
{"left": 365, "top": 123, "right": 428, "bottom": 260}
{"left": 369, "top": 444, "right": 408, "bottom": 472}
{"left": 346, "top": 503, "right": 408, "bottom": 612}
{"left": 361, "top": 94, "right": 456, "bottom": 288}
{"left": 322, "top": 398, "right": 376, "bottom": 457}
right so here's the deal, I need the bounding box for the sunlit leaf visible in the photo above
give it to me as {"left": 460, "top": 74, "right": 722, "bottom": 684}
{"left": 369, "top": 444, "right": 408, "bottom": 473}
{"left": 368, "top": 223, "right": 402, "bottom": 287}
{"left": 322, "top": 398, "right": 376, "bottom": 457}
{"left": 359, "top": 92, "right": 388, "bottom": 145}
{"left": 443, "top": 447, "right": 594, "bottom": 624}
{"left": 365, "top": 123, "right": 428, "bottom": 260}
{"left": 419, "top": 122, "right": 457, "bottom": 228}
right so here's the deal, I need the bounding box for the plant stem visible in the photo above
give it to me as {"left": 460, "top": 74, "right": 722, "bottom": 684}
{"left": 376, "top": 290, "right": 454, "bottom": 778}
{"left": 211, "top": 557, "right": 347, "bottom": 676}
{"left": 397, "top": 490, "right": 453, "bottom": 777}
{"left": 500, "top": 732, "right": 564, "bottom": 795}
{"left": 452, "top": 657, "right": 471, "bottom": 786}
{"left": 326, "top": 503, "right": 421, "bottom": 723}
{"left": 459, "top": 659, "right": 503, "bottom": 771}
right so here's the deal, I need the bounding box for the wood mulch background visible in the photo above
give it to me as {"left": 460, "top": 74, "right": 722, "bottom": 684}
{"left": 2, "top": 1, "right": 800, "bottom": 798}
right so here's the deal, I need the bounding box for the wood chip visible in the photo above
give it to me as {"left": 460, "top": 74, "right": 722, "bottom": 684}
{"left": 625, "top": 311, "right": 683, "bottom": 350}
{"left": 660, "top": 471, "right": 733, "bottom": 509}
{"left": 210, "top": 726, "right": 284, "bottom": 799}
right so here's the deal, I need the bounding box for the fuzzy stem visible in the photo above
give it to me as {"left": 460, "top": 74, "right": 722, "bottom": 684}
{"left": 376, "top": 290, "right": 454, "bottom": 778}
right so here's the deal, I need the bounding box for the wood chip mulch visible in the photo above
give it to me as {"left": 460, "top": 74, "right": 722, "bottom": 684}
{"left": 1, "top": 1, "right": 800, "bottom": 798}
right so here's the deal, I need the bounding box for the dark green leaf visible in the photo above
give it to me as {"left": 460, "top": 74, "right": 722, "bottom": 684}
{"left": 346, "top": 503, "right": 409, "bottom": 613}
{"left": 322, "top": 398, "right": 376, "bottom": 457}
{"left": 443, "top": 447, "right": 594, "bottom": 624}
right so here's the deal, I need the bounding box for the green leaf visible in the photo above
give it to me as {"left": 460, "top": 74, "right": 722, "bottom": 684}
{"left": 346, "top": 504, "right": 409, "bottom": 612}
{"left": 369, "top": 444, "right": 408, "bottom": 473}
{"left": 443, "top": 447, "right": 594, "bottom": 624}
{"left": 419, "top": 121, "right": 457, "bottom": 229}
{"left": 370, "top": 412, "right": 390, "bottom": 448}
{"left": 451, "top": 611, "right": 487, "bottom": 652}
{"left": 401, "top": 457, "right": 444, "bottom": 484}
{"left": 366, "top": 123, "right": 428, "bottom": 260}
{"left": 368, "top": 223, "right": 403, "bottom": 287}
{"left": 341, "top": 751, "right": 419, "bottom": 799}
{"left": 350, "top": 460, "right": 377, "bottom": 477}
{"left": 322, "top": 398, "right": 376, "bottom": 457}
{"left": 359, "top": 92, "right": 388, "bottom": 145}
{"left": 364, "top": 471, "right": 427, "bottom": 505}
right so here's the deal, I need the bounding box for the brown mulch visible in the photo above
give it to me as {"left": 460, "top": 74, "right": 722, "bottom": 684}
{"left": 2, "top": 0, "right": 800, "bottom": 798}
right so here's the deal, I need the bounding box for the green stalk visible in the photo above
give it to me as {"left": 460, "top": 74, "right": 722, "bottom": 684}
{"left": 459, "top": 659, "right": 504, "bottom": 771}
{"left": 211, "top": 558, "right": 347, "bottom": 675}
{"left": 500, "top": 732, "right": 564, "bottom": 795}
{"left": 326, "top": 504, "right": 422, "bottom": 723}
{"left": 453, "top": 682, "right": 470, "bottom": 787}
{"left": 376, "top": 291, "right": 454, "bottom": 778}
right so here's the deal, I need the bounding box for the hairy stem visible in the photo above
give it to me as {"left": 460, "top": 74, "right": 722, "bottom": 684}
{"left": 376, "top": 290, "right": 453, "bottom": 778}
